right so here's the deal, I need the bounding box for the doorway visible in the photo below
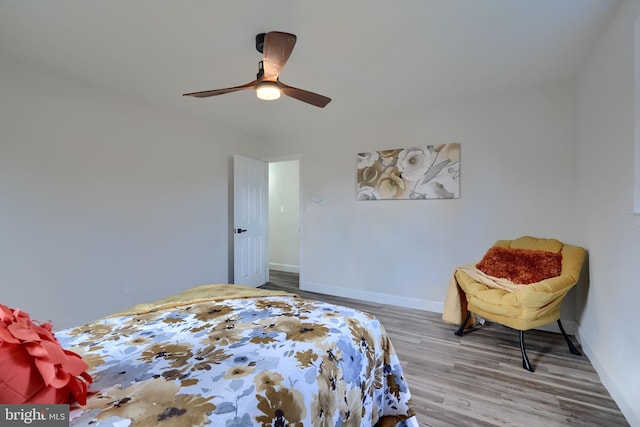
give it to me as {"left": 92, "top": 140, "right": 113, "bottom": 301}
{"left": 268, "top": 159, "right": 300, "bottom": 289}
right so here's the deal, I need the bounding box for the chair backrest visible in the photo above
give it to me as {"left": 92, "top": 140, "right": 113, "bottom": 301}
{"left": 494, "top": 236, "right": 564, "bottom": 253}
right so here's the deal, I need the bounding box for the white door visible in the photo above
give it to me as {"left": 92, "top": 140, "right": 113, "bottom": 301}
{"left": 233, "top": 155, "right": 268, "bottom": 287}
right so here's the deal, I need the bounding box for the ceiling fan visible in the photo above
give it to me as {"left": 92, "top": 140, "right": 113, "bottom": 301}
{"left": 183, "top": 31, "right": 331, "bottom": 108}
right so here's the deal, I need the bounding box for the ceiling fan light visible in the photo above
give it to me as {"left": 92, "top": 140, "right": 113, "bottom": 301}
{"left": 256, "top": 82, "right": 281, "bottom": 100}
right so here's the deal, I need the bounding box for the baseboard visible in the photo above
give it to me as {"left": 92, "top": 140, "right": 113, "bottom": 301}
{"left": 576, "top": 327, "right": 638, "bottom": 426}
{"left": 269, "top": 263, "right": 299, "bottom": 274}
{"left": 300, "top": 280, "right": 443, "bottom": 313}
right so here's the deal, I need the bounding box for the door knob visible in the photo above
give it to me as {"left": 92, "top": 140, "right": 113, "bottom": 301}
{"left": 234, "top": 228, "right": 248, "bottom": 234}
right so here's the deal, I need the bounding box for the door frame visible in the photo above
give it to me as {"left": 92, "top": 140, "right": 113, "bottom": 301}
{"left": 263, "top": 154, "right": 303, "bottom": 285}
{"left": 229, "top": 154, "right": 303, "bottom": 285}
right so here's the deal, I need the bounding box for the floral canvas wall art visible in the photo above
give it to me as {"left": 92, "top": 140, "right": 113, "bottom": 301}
{"left": 356, "top": 144, "right": 460, "bottom": 200}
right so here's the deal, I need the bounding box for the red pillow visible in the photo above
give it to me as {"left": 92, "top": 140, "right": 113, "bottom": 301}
{"left": 476, "top": 246, "right": 562, "bottom": 284}
{"left": 0, "top": 304, "right": 92, "bottom": 404}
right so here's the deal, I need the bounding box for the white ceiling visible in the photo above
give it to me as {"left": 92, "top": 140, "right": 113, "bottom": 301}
{"left": 0, "top": 0, "right": 621, "bottom": 138}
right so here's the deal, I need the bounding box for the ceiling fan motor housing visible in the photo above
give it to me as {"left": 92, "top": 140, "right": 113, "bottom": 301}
{"left": 256, "top": 33, "right": 266, "bottom": 53}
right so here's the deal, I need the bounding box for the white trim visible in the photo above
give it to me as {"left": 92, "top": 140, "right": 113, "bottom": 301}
{"left": 261, "top": 153, "right": 304, "bottom": 163}
{"left": 300, "top": 280, "right": 443, "bottom": 313}
{"left": 269, "top": 263, "right": 299, "bottom": 274}
{"left": 266, "top": 155, "right": 303, "bottom": 283}
{"left": 577, "top": 325, "right": 639, "bottom": 426}
{"left": 635, "top": 15, "right": 640, "bottom": 213}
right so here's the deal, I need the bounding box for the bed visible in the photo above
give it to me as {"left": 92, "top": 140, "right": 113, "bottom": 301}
{"left": 54, "top": 284, "right": 418, "bottom": 426}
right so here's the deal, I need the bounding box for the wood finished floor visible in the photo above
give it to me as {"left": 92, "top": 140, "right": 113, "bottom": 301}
{"left": 261, "top": 270, "right": 629, "bottom": 427}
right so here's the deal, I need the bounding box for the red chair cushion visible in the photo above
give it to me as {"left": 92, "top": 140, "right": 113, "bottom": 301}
{"left": 476, "top": 246, "right": 562, "bottom": 284}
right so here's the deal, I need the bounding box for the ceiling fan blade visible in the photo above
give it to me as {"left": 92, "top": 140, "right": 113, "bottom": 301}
{"left": 280, "top": 82, "right": 331, "bottom": 108}
{"left": 183, "top": 81, "right": 257, "bottom": 98}
{"left": 262, "top": 32, "right": 297, "bottom": 81}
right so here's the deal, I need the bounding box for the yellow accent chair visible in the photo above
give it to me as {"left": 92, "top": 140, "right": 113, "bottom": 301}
{"left": 453, "top": 236, "right": 586, "bottom": 372}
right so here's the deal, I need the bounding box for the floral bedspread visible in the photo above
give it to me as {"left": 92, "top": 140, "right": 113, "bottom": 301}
{"left": 56, "top": 286, "right": 418, "bottom": 426}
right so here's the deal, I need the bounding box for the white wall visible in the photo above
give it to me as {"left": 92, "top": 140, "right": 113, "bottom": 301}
{"left": 266, "top": 81, "right": 580, "bottom": 315}
{"left": 575, "top": 1, "right": 640, "bottom": 424}
{"left": 0, "top": 57, "right": 260, "bottom": 329}
{"left": 268, "top": 160, "right": 300, "bottom": 273}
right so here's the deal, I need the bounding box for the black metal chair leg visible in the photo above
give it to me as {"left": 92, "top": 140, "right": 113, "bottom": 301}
{"left": 557, "top": 320, "right": 582, "bottom": 356}
{"left": 519, "top": 330, "right": 534, "bottom": 372}
{"left": 455, "top": 311, "right": 471, "bottom": 336}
